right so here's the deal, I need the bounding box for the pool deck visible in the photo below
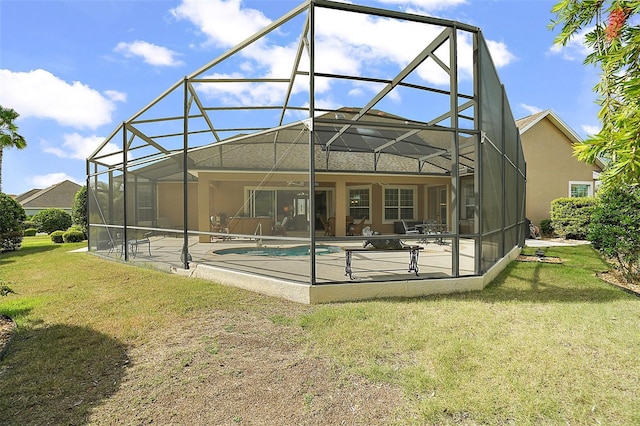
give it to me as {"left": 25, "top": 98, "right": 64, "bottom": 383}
{"left": 92, "top": 234, "right": 522, "bottom": 304}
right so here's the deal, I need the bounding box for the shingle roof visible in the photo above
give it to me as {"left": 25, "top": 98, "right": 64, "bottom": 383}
{"left": 17, "top": 180, "right": 82, "bottom": 209}
{"left": 15, "top": 188, "right": 42, "bottom": 203}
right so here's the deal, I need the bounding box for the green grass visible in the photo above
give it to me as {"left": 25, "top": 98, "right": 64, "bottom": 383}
{"left": 1, "top": 240, "right": 639, "bottom": 425}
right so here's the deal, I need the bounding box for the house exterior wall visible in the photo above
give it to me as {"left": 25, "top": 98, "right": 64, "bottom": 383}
{"left": 521, "top": 117, "right": 599, "bottom": 226}
{"left": 157, "top": 182, "right": 199, "bottom": 229}
{"left": 23, "top": 207, "right": 73, "bottom": 216}
{"left": 180, "top": 172, "right": 450, "bottom": 238}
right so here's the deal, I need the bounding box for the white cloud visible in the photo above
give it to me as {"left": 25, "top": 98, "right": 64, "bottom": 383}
{"left": 195, "top": 72, "right": 285, "bottom": 106}
{"left": 171, "top": 0, "right": 271, "bottom": 48}
{"left": 114, "top": 40, "right": 184, "bottom": 67}
{"left": 548, "top": 26, "right": 592, "bottom": 61}
{"left": 30, "top": 173, "right": 83, "bottom": 188}
{"left": 0, "top": 69, "right": 125, "bottom": 129}
{"left": 42, "top": 133, "right": 110, "bottom": 160}
{"left": 520, "top": 103, "right": 543, "bottom": 115}
{"left": 375, "top": 0, "right": 467, "bottom": 12}
{"left": 177, "top": 1, "right": 514, "bottom": 107}
{"left": 104, "top": 90, "right": 127, "bottom": 103}
{"left": 484, "top": 40, "right": 517, "bottom": 68}
{"left": 582, "top": 124, "right": 600, "bottom": 136}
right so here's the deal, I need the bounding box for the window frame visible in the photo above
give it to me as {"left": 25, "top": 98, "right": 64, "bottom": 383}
{"left": 347, "top": 185, "right": 372, "bottom": 221}
{"left": 382, "top": 185, "right": 417, "bottom": 224}
{"left": 568, "top": 181, "right": 593, "bottom": 198}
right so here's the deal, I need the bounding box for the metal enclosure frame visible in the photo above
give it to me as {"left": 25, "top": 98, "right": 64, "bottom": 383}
{"left": 87, "top": 0, "right": 526, "bottom": 294}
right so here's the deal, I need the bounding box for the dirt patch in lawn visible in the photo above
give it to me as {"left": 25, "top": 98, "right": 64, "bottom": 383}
{"left": 0, "top": 314, "right": 17, "bottom": 361}
{"left": 597, "top": 269, "right": 640, "bottom": 298}
{"left": 85, "top": 304, "right": 407, "bottom": 425}
{"left": 516, "top": 254, "right": 563, "bottom": 264}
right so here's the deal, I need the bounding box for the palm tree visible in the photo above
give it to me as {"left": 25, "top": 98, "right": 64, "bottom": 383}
{"left": 0, "top": 106, "right": 27, "bottom": 193}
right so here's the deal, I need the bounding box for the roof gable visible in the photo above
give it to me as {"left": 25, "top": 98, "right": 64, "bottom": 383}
{"left": 15, "top": 188, "right": 42, "bottom": 203}
{"left": 516, "top": 109, "right": 582, "bottom": 144}
{"left": 516, "top": 109, "right": 604, "bottom": 171}
{"left": 18, "top": 180, "right": 82, "bottom": 209}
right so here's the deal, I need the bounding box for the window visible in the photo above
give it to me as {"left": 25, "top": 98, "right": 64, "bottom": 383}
{"left": 348, "top": 187, "right": 370, "bottom": 220}
{"left": 569, "top": 181, "right": 593, "bottom": 198}
{"left": 248, "top": 189, "right": 275, "bottom": 217}
{"left": 383, "top": 186, "right": 416, "bottom": 222}
{"left": 136, "top": 182, "right": 155, "bottom": 221}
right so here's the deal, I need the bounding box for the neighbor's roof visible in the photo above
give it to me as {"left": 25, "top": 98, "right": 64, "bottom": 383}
{"left": 15, "top": 188, "right": 41, "bottom": 203}
{"left": 516, "top": 109, "right": 583, "bottom": 143}
{"left": 17, "top": 180, "right": 82, "bottom": 209}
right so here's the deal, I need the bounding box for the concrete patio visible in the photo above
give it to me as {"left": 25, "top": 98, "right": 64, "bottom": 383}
{"left": 93, "top": 232, "right": 520, "bottom": 304}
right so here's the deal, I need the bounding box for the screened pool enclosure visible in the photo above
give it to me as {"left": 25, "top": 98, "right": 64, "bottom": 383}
{"left": 87, "top": 0, "right": 526, "bottom": 303}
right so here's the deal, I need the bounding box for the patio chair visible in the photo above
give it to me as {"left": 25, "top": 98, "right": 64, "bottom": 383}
{"left": 210, "top": 215, "right": 230, "bottom": 240}
{"left": 326, "top": 217, "right": 336, "bottom": 236}
{"left": 346, "top": 216, "right": 354, "bottom": 235}
{"left": 107, "top": 232, "right": 124, "bottom": 256}
{"left": 272, "top": 216, "right": 289, "bottom": 236}
{"left": 402, "top": 220, "right": 420, "bottom": 234}
{"left": 128, "top": 232, "right": 152, "bottom": 258}
{"left": 350, "top": 217, "right": 367, "bottom": 236}
{"left": 319, "top": 215, "right": 331, "bottom": 236}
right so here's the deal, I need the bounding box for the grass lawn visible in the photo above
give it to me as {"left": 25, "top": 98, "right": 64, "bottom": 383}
{"left": 1, "top": 236, "right": 639, "bottom": 425}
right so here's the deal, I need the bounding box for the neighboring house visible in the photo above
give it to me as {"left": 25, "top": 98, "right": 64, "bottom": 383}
{"left": 16, "top": 180, "right": 82, "bottom": 217}
{"left": 516, "top": 110, "right": 604, "bottom": 227}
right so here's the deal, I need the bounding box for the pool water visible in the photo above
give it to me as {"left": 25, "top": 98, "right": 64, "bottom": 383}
{"left": 214, "top": 245, "right": 342, "bottom": 257}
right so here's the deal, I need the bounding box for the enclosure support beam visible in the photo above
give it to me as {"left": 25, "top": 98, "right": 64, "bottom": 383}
{"left": 182, "top": 78, "right": 190, "bottom": 270}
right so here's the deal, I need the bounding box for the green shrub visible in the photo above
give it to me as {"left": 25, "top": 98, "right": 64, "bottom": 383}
{"left": 24, "top": 228, "right": 37, "bottom": 237}
{"left": 539, "top": 219, "right": 554, "bottom": 236}
{"left": 32, "top": 208, "right": 72, "bottom": 234}
{"left": 71, "top": 186, "right": 87, "bottom": 236}
{"left": 50, "top": 230, "right": 65, "bottom": 243}
{"left": 588, "top": 185, "right": 640, "bottom": 282}
{"left": 550, "top": 197, "right": 596, "bottom": 239}
{"left": 63, "top": 229, "right": 85, "bottom": 243}
{"left": 67, "top": 224, "right": 86, "bottom": 240}
{"left": 23, "top": 220, "right": 36, "bottom": 230}
{"left": 0, "top": 192, "right": 26, "bottom": 252}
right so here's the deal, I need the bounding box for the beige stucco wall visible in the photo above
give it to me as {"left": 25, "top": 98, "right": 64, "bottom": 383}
{"left": 157, "top": 182, "right": 199, "bottom": 229}
{"left": 187, "top": 171, "right": 451, "bottom": 239}
{"left": 521, "top": 117, "right": 599, "bottom": 226}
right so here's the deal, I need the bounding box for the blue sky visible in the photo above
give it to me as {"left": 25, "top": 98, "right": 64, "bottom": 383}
{"left": 0, "top": 0, "right": 600, "bottom": 196}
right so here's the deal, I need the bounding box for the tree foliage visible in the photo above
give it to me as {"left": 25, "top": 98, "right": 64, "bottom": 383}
{"left": 0, "top": 192, "right": 26, "bottom": 252}
{"left": 71, "top": 185, "right": 87, "bottom": 236}
{"left": 32, "top": 208, "right": 72, "bottom": 235}
{"left": 0, "top": 106, "right": 28, "bottom": 193}
{"left": 588, "top": 185, "right": 640, "bottom": 281}
{"left": 550, "top": 0, "right": 640, "bottom": 189}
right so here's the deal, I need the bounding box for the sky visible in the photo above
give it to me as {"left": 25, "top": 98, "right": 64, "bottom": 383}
{"left": 0, "top": 0, "right": 601, "bottom": 197}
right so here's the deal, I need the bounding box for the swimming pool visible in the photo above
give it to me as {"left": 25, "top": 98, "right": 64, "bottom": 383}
{"left": 214, "top": 245, "right": 342, "bottom": 257}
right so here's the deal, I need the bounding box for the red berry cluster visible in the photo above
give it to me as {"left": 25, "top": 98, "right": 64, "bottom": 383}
{"left": 606, "top": 7, "right": 631, "bottom": 40}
